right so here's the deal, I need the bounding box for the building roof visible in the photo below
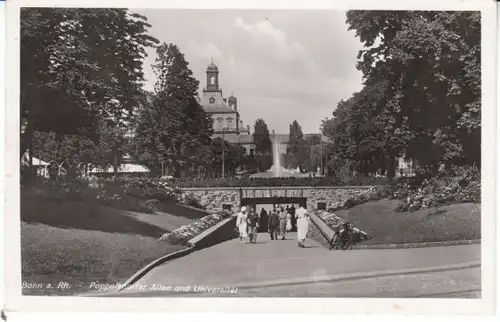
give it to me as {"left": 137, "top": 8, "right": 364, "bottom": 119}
{"left": 223, "top": 134, "right": 254, "bottom": 145}
{"left": 207, "top": 62, "right": 219, "bottom": 72}
{"left": 274, "top": 134, "right": 290, "bottom": 144}
{"left": 89, "top": 163, "right": 150, "bottom": 174}
{"left": 21, "top": 152, "right": 49, "bottom": 166}
{"left": 204, "top": 103, "right": 237, "bottom": 113}
{"left": 273, "top": 133, "right": 324, "bottom": 144}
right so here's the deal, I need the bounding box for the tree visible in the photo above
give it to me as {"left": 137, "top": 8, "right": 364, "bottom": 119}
{"left": 288, "top": 120, "right": 304, "bottom": 155}
{"left": 134, "top": 92, "right": 181, "bottom": 176}
{"left": 253, "top": 118, "right": 272, "bottom": 154}
{"left": 210, "top": 138, "right": 245, "bottom": 177}
{"left": 322, "top": 82, "right": 405, "bottom": 177}
{"left": 332, "top": 11, "right": 482, "bottom": 175}
{"left": 21, "top": 8, "right": 158, "bottom": 174}
{"left": 134, "top": 43, "right": 213, "bottom": 177}
{"left": 286, "top": 120, "right": 311, "bottom": 171}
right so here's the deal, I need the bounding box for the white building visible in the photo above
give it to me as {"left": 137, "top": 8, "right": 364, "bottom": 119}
{"left": 201, "top": 61, "right": 255, "bottom": 154}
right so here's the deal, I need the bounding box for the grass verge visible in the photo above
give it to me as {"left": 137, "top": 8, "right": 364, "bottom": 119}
{"left": 331, "top": 199, "right": 480, "bottom": 245}
{"left": 21, "top": 187, "right": 195, "bottom": 296}
{"left": 21, "top": 222, "right": 186, "bottom": 296}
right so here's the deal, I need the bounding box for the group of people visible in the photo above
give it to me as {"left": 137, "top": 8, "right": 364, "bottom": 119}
{"left": 235, "top": 204, "right": 310, "bottom": 248}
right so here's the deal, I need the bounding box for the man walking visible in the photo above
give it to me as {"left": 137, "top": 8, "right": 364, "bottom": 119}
{"left": 246, "top": 208, "right": 259, "bottom": 243}
{"left": 268, "top": 209, "right": 280, "bottom": 240}
{"left": 289, "top": 204, "right": 296, "bottom": 231}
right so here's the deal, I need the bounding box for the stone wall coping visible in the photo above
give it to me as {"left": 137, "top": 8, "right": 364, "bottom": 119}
{"left": 309, "top": 212, "right": 336, "bottom": 241}
{"left": 188, "top": 214, "right": 237, "bottom": 247}
{"left": 182, "top": 186, "right": 377, "bottom": 191}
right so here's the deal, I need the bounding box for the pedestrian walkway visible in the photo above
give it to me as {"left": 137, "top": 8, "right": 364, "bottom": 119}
{"left": 120, "top": 232, "right": 480, "bottom": 296}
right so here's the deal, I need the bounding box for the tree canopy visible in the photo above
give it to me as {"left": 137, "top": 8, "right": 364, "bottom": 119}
{"left": 323, "top": 11, "right": 481, "bottom": 178}
{"left": 133, "top": 43, "right": 214, "bottom": 177}
{"left": 21, "top": 8, "right": 158, "bottom": 175}
{"left": 253, "top": 118, "right": 272, "bottom": 154}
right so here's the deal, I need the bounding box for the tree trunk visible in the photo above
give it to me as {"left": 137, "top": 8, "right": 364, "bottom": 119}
{"left": 387, "top": 157, "right": 396, "bottom": 178}
{"left": 112, "top": 148, "right": 118, "bottom": 177}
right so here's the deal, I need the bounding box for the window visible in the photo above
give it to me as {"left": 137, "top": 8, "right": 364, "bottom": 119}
{"left": 210, "top": 76, "right": 215, "bottom": 85}
{"left": 250, "top": 149, "right": 254, "bottom": 156}
{"left": 209, "top": 97, "right": 215, "bottom": 104}
{"left": 226, "top": 117, "right": 233, "bottom": 129}
{"left": 216, "top": 117, "right": 223, "bottom": 131}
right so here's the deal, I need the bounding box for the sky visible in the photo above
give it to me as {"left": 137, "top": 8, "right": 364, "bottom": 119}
{"left": 133, "top": 9, "right": 365, "bottom": 134}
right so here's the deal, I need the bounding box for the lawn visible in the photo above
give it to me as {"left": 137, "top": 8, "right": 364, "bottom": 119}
{"left": 21, "top": 222, "right": 185, "bottom": 296}
{"left": 331, "top": 199, "right": 481, "bottom": 245}
{"left": 21, "top": 188, "right": 195, "bottom": 296}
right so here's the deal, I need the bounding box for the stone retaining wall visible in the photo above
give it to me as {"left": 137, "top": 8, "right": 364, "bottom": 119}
{"left": 182, "top": 186, "right": 374, "bottom": 212}
{"left": 188, "top": 215, "right": 238, "bottom": 250}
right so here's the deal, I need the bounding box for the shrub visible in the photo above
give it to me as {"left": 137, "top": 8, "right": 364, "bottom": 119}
{"left": 140, "top": 199, "right": 160, "bottom": 214}
{"left": 325, "top": 186, "right": 392, "bottom": 213}
{"left": 183, "top": 193, "right": 205, "bottom": 209}
{"left": 395, "top": 165, "right": 480, "bottom": 212}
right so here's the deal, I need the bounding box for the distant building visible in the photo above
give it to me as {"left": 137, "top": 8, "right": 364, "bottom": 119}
{"left": 395, "top": 157, "right": 416, "bottom": 177}
{"left": 200, "top": 61, "right": 327, "bottom": 157}
{"left": 272, "top": 133, "right": 325, "bottom": 155}
{"left": 200, "top": 61, "right": 255, "bottom": 154}
{"left": 88, "top": 154, "right": 150, "bottom": 177}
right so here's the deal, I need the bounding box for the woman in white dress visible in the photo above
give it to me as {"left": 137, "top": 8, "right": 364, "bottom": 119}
{"left": 286, "top": 209, "right": 293, "bottom": 232}
{"left": 295, "top": 205, "right": 309, "bottom": 248}
{"left": 236, "top": 206, "right": 248, "bottom": 243}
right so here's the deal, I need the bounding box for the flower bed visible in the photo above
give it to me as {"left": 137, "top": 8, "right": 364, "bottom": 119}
{"left": 88, "top": 176, "right": 218, "bottom": 212}
{"left": 159, "top": 210, "right": 233, "bottom": 245}
{"left": 394, "top": 166, "right": 480, "bottom": 212}
{"left": 326, "top": 186, "right": 392, "bottom": 213}
{"left": 308, "top": 210, "right": 369, "bottom": 245}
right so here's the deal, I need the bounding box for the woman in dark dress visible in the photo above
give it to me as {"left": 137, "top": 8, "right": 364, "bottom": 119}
{"left": 259, "top": 208, "right": 268, "bottom": 233}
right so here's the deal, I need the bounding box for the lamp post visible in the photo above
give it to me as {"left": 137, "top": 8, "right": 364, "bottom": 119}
{"left": 320, "top": 139, "right": 323, "bottom": 177}
{"left": 221, "top": 127, "right": 227, "bottom": 178}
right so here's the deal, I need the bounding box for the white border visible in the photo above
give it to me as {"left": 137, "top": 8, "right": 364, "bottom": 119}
{"left": 3, "top": 0, "right": 497, "bottom": 316}
{"left": 1, "top": 0, "right": 6, "bottom": 318}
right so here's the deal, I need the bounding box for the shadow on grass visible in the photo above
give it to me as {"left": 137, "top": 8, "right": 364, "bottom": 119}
{"left": 21, "top": 197, "right": 168, "bottom": 238}
{"left": 157, "top": 202, "right": 210, "bottom": 220}
{"left": 425, "top": 209, "right": 447, "bottom": 216}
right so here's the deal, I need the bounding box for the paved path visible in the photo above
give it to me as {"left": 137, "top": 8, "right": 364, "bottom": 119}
{"left": 118, "top": 233, "right": 480, "bottom": 297}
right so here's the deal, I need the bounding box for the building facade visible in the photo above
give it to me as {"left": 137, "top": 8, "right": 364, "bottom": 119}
{"left": 201, "top": 62, "right": 255, "bottom": 154}
{"left": 200, "top": 62, "right": 333, "bottom": 160}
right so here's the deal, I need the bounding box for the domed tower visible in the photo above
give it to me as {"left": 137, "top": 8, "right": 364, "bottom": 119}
{"left": 206, "top": 59, "right": 219, "bottom": 92}
{"left": 228, "top": 92, "right": 237, "bottom": 111}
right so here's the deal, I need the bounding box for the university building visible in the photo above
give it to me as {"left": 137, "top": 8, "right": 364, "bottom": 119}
{"left": 200, "top": 61, "right": 255, "bottom": 154}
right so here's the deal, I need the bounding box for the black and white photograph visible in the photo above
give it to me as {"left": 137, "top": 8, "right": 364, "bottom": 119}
{"left": 3, "top": 0, "right": 496, "bottom": 316}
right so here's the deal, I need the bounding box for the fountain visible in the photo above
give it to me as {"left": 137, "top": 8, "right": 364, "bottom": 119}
{"left": 250, "top": 131, "right": 305, "bottom": 178}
